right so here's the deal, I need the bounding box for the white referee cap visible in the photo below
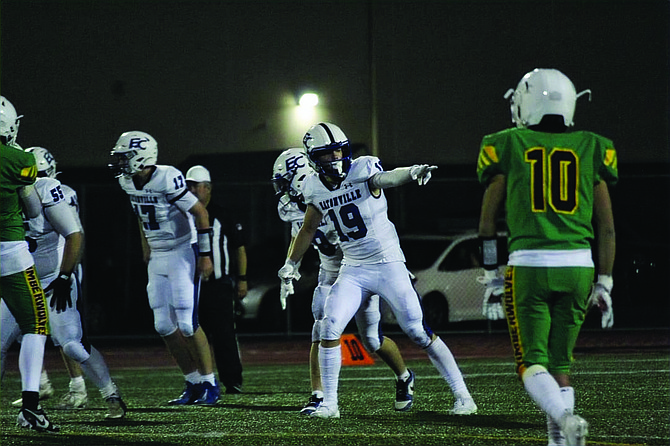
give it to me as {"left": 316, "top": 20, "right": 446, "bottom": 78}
{"left": 186, "top": 165, "right": 211, "bottom": 183}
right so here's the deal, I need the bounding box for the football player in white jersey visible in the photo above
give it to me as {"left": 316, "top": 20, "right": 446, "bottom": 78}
{"left": 109, "top": 131, "right": 219, "bottom": 406}
{"left": 273, "top": 148, "right": 416, "bottom": 415}
{"left": 1, "top": 147, "right": 127, "bottom": 419}
{"left": 279, "top": 123, "right": 477, "bottom": 419}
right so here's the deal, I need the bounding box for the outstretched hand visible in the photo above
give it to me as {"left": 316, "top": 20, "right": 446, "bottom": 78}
{"left": 409, "top": 165, "right": 438, "bottom": 186}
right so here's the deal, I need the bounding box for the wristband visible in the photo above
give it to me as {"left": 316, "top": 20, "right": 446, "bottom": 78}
{"left": 480, "top": 236, "right": 498, "bottom": 270}
{"left": 197, "top": 228, "right": 213, "bottom": 255}
{"left": 238, "top": 275, "right": 247, "bottom": 281}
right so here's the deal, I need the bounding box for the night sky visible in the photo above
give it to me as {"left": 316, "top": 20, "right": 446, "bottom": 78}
{"left": 1, "top": 0, "right": 667, "bottom": 171}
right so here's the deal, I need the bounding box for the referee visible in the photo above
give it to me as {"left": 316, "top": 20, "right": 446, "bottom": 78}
{"left": 186, "top": 165, "right": 247, "bottom": 394}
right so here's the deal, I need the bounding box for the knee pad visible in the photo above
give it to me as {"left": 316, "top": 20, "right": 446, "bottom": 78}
{"left": 359, "top": 334, "right": 381, "bottom": 353}
{"left": 403, "top": 322, "right": 432, "bottom": 348}
{"left": 174, "top": 307, "right": 195, "bottom": 337}
{"left": 62, "top": 341, "right": 91, "bottom": 363}
{"left": 154, "top": 315, "right": 178, "bottom": 337}
{"left": 178, "top": 322, "right": 194, "bottom": 338}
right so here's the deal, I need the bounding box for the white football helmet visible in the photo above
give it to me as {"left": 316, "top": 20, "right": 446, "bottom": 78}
{"left": 0, "top": 96, "right": 22, "bottom": 146}
{"left": 302, "top": 122, "right": 352, "bottom": 181}
{"left": 109, "top": 131, "right": 158, "bottom": 177}
{"left": 271, "top": 148, "right": 311, "bottom": 201}
{"left": 504, "top": 68, "right": 591, "bottom": 128}
{"left": 26, "top": 147, "right": 59, "bottom": 178}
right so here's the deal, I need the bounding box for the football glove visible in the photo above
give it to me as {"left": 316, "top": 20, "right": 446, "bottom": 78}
{"left": 278, "top": 259, "right": 300, "bottom": 311}
{"left": 477, "top": 270, "right": 505, "bottom": 320}
{"left": 588, "top": 275, "right": 614, "bottom": 329}
{"left": 279, "top": 281, "right": 293, "bottom": 310}
{"left": 46, "top": 275, "right": 72, "bottom": 313}
{"left": 409, "top": 165, "right": 438, "bottom": 186}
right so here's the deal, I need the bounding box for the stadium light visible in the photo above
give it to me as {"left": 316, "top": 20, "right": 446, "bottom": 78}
{"left": 299, "top": 93, "right": 319, "bottom": 107}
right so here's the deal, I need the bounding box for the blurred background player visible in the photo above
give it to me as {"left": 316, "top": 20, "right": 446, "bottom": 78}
{"left": 272, "top": 148, "right": 415, "bottom": 415}
{"left": 186, "top": 165, "right": 247, "bottom": 395}
{"left": 0, "top": 96, "right": 58, "bottom": 432}
{"left": 279, "top": 123, "right": 475, "bottom": 419}
{"left": 476, "top": 68, "right": 617, "bottom": 446}
{"left": 109, "top": 131, "right": 219, "bottom": 405}
{"left": 2, "top": 146, "right": 126, "bottom": 419}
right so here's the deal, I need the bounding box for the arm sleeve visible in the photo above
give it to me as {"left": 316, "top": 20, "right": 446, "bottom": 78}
{"left": 19, "top": 185, "right": 42, "bottom": 218}
{"left": 44, "top": 201, "right": 82, "bottom": 237}
{"left": 369, "top": 167, "right": 414, "bottom": 189}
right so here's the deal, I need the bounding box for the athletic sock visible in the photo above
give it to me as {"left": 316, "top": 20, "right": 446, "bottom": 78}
{"left": 425, "top": 337, "right": 470, "bottom": 398}
{"left": 184, "top": 371, "right": 201, "bottom": 384}
{"left": 201, "top": 373, "right": 216, "bottom": 386}
{"left": 318, "top": 344, "right": 341, "bottom": 408}
{"left": 522, "top": 365, "right": 570, "bottom": 424}
{"left": 69, "top": 376, "right": 86, "bottom": 393}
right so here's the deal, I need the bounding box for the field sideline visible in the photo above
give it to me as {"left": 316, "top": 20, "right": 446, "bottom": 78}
{"left": 1, "top": 330, "right": 668, "bottom": 446}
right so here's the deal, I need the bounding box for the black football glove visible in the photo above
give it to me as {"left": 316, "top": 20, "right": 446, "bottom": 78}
{"left": 45, "top": 276, "right": 72, "bottom": 313}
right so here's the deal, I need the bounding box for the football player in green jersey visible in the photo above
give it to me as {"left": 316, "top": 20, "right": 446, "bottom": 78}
{"left": 476, "top": 69, "right": 617, "bottom": 446}
{"left": 0, "top": 96, "right": 59, "bottom": 432}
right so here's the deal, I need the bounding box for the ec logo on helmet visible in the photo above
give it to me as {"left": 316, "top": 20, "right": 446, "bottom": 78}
{"left": 129, "top": 137, "right": 150, "bottom": 149}
{"left": 286, "top": 154, "right": 305, "bottom": 172}
{"left": 302, "top": 133, "right": 313, "bottom": 148}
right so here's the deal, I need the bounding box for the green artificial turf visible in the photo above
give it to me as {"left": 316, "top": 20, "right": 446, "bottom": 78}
{"left": 2, "top": 351, "right": 668, "bottom": 446}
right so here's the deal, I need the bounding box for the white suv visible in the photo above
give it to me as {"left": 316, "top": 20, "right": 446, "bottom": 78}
{"left": 383, "top": 232, "right": 508, "bottom": 330}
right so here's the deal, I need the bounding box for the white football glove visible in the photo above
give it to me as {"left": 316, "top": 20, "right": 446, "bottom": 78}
{"left": 589, "top": 275, "right": 614, "bottom": 329}
{"left": 279, "top": 281, "right": 293, "bottom": 310}
{"left": 278, "top": 259, "right": 300, "bottom": 311}
{"left": 477, "top": 270, "right": 505, "bottom": 320}
{"left": 409, "top": 164, "right": 438, "bottom": 186}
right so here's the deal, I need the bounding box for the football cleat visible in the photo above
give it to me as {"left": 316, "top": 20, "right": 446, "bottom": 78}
{"left": 105, "top": 396, "right": 127, "bottom": 419}
{"left": 17, "top": 407, "right": 59, "bottom": 433}
{"left": 193, "top": 381, "right": 221, "bottom": 406}
{"left": 299, "top": 394, "right": 323, "bottom": 416}
{"left": 450, "top": 397, "right": 478, "bottom": 415}
{"left": 561, "top": 414, "right": 588, "bottom": 446}
{"left": 167, "top": 381, "right": 204, "bottom": 406}
{"left": 309, "top": 404, "right": 340, "bottom": 419}
{"left": 547, "top": 413, "right": 565, "bottom": 446}
{"left": 394, "top": 369, "right": 415, "bottom": 412}
{"left": 57, "top": 391, "right": 88, "bottom": 409}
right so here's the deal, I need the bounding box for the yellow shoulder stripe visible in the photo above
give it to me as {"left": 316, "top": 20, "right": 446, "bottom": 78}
{"left": 484, "top": 145, "right": 499, "bottom": 163}
{"left": 604, "top": 148, "right": 618, "bottom": 171}
{"left": 20, "top": 165, "right": 38, "bottom": 181}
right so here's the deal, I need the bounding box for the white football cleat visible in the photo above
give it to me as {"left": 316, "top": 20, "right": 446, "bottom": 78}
{"left": 57, "top": 390, "right": 88, "bottom": 409}
{"left": 450, "top": 397, "right": 477, "bottom": 415}
{"left": 561, "top": 414, "right": 588, "bottom": 446}
{"left": 309, "top": 404, "right": 340, "bottom": 419}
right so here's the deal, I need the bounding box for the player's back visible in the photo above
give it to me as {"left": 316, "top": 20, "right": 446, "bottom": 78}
{"left": 0, "top": 143, "right": 37, "bottom": 242}
{"left": 478, "top": 128, "right": 618, "bottom": 253}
